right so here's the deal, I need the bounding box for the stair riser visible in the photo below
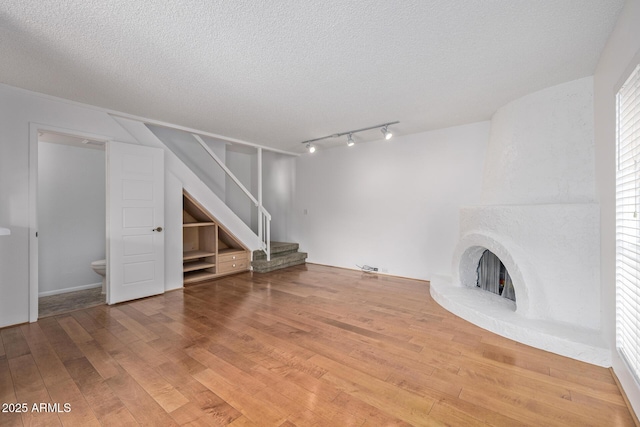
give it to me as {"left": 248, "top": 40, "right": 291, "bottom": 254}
{"left": 251, "top": 242, "right": 306, "bottom": 273}
{"left": 252, "top": 259, "right": 306, "bottom": 273}
{"left": 252, "top": 253, "right": 307, "bottom": 268}
{"left": 253, "top": 248, "right": 300, "bottom": 260}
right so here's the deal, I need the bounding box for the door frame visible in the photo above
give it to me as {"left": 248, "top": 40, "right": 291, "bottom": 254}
{"left": 28, "top": 122, "right": 113, "bottom": 322}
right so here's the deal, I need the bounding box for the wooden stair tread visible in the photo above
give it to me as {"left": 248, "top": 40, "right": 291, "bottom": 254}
{"left": 183, "top": 222, "right": 216, "bottom": 227}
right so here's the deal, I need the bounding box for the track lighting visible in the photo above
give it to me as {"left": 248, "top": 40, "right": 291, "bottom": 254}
{"left": 381, "top": 125, "right": 392, "bottom": 140}
{"left": 300, "top": 121, "right": 398, "bottom": 152}
{"left": 347, "top": 134, "right": 355, "bottom": 147}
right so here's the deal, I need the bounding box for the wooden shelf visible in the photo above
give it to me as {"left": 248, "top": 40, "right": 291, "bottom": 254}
{"left": 182, "top": 190, "right": 250, "bottom": 285}
{"left": 183, "top": 270, "right": 218, "bottom": 284}
{"left": 183, "top": 250, "right": 216, "bottom": 261}
{"left": 183, "top": 261, "right": 216, "bottom": 272}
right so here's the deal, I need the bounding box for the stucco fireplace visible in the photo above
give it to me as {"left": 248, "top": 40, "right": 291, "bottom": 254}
{"left": 430, "top": 77, "right": 609, "bottom": 366}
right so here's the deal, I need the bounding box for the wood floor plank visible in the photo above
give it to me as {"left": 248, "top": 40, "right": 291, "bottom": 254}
{"left": 454, "top": 346, "right": 628, "bottom": 407}
{"left": 56, "top": 316, "right": 93, "bottom": 344}
{"left": 110, "top": 347, "right": 190, "bottom": 413}
{"left": 69, "top": 310, "right": 104, "bottom": 334}
{"left": 83, "top": 307, "right": 140, "bottom": 346}
{"left": 0, "top": 264, "right": 635, "bottom": 426}
{"left": 429, "top": 397, "right": 532, "bottom": 427}
{"left": 18, "top": 323, "right": 71, "bottom": 391}
{"left": 186, "top": 347, "right": 266, "bottom": 395}
{"left": 90, "top": 328, "right": 128, "bottom": 354}
{"left": 8, "top": 354, "right": 60, "bottom": 427}
{"left": 156, "top": 360, "right": 242, "bottom": 425}
{"left": 0, "top": 356, "right": 17, "bottom": 402}
{"left": 459, "top": 385, "right": 616, "bottom": 427}
{"left": 0, "top": 355, "right": 21, "bottom": 427}
{"left": 0, "top": 335, "right": 5, "bottom": 359}
{"left": 569, "top": 389, "right": 637, "bottom": 425}
{"left": 227, "top": 415, "right": 259, "bottom": 426}
{"left": 63, "top": 357, "right": 137, "bottom": 425}
{"left": 109, "top": 307, "right": 160, "bottom": 343}
{"left": 193, "top": 368, "right": 286, "bottom": 425}
{"left": 331, "top": 391, "right": 412, "bottom": 426}
{"left": 75, "top": 339, "right": 122, "bottom": 380}
{"left": 37, "top": 317, "right": 84, "bottom": 363}
{"left": 0, "top": 327, "right": 30, "bottom": 360}
{"left": 45, "top": 378, "right": 101, "bottom": 426}
{"left": 105, "top": 370, "right": 179, "bottom": 426}
{"left": 310, "top": 353, "right": 437, "bottom": 425}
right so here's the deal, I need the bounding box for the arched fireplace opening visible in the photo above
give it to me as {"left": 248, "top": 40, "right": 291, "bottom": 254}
{"left": 476, "top": 249, "right": 516, "bottom": 301}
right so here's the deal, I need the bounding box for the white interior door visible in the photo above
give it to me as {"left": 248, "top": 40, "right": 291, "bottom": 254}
{"left": 107, "top": 141, "right": 165, "bottom": 304}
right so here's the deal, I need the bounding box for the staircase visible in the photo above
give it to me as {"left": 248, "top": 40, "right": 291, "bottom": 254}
{"left": 252, "top": 242, "right": 307, "bottom": 273}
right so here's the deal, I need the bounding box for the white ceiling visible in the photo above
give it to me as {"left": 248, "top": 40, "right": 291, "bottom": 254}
{"left": 0, "top": 1, "right": 624, "bottom": 153}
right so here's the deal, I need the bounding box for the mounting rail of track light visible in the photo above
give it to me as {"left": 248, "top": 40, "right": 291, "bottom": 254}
{"left": 301, "top": 121, "right": 399, "bottom": 153}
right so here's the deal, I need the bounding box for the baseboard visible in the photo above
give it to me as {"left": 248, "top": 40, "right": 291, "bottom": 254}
{"left": 611, "top": 368, "right": 640, "bottom": 427}
{"left": 305, "top": 262, "right": 430, "bottom": 283}
{"left": 39, "top": 282, "right": 102, "bottom": 297}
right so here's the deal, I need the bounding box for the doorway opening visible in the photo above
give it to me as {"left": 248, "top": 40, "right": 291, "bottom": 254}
{"left": 37, "top": 131, "right": 107, "bottom": 317}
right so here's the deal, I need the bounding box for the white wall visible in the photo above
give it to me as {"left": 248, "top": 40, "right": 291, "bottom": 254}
{"left": 226, "top": 148, "right": 258, "bottom": 232}
{"left": 263, "top": 150, "right": 296, "bottom": 242}
{"left": 225, "top": 147, "right": 297, "bottom": 243}
{"left": 147, "top": 125, "right": 227, "bottom": 201}
{"left": 0, "top": 84, "right": 139, "bottom": 327}
{"left": 38, "top": 142, "right": 105, "bottom": 295}
{"left": 594, "top": 0, "right": 640, "bottom": 413}
{"left": 292, "top": 122, "right": 489, "bottom": 279}
{"left": 0, "top": 84, "right": 267, "bottom": 327}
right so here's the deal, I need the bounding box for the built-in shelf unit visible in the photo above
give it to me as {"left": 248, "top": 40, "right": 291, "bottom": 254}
{"left": 182, "top": 191, "right": 250, "bottom": 284}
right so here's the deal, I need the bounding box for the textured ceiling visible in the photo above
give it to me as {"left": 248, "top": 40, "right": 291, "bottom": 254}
{"left": 0, "top": 1, "right": 624, "bottom": 153}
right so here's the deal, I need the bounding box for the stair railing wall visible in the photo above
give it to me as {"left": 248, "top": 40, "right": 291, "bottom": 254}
{"left": 192, "top": 134, "right": 271, "bottom": 261}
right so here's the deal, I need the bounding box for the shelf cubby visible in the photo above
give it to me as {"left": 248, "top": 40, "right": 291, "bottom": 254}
{"left": 182, "top": 191, "right": 250, "bottom": 285}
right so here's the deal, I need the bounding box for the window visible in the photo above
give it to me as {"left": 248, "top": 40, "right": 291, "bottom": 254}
{"left": 616, "top": 63, "right": 640, "bottom": 381}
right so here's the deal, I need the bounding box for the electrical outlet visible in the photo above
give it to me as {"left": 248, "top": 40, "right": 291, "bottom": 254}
{"left": 372, "top": 267, "right": 378, "bottom": 272}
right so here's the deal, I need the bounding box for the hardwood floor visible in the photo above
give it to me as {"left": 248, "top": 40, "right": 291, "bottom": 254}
{"left": 1, "top": 264, "right": 637, "bottom": 426}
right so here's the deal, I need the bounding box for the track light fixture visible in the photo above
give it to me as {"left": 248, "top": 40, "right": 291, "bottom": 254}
{"left": 381, "top": 125, "right": 392, "bottom": 140}
{"left": 347, "top": 133, "right": 355, "bottom": 147}
{"left": 300, "top": 121, "right": 398, "bottom": 153}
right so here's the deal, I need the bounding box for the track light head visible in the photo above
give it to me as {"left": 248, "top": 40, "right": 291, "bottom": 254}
{"left": 307, "top": 142, "right": 316, "bottom": 153}
{"left": 347, "top": 134, "right": 355, "bottom": 147}
{"left": 381, "top": 125, "right": 392, "bottom": 140}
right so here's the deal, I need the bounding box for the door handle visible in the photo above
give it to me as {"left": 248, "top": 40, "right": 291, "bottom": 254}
{"left": 152, "top": 227, "right": 163, "bottom": 232}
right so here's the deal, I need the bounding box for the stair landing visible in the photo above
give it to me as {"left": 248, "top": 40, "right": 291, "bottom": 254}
{"left": 252, "top": 242, "right": 307, "bottom": 273}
